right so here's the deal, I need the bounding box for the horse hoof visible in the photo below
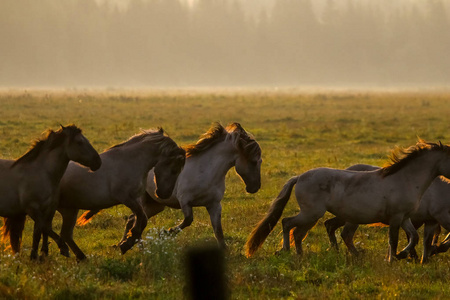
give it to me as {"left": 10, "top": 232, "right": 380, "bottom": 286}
{"left": 395, "top": 251, "right": 408, "bottom": 260}
{"left": 430, "top": 245, "right": 440, "bottom": 256}
{"left": 38, "top": 255, "right": 47, "bottom": 262}
{"left": 60, "top": 249, "right": 70, "bottom": 258}
{"left": 157, "top": 229, "right": 169, "bottom": 237}
{"left": 168, "top": 227, "right": 181, "bottom": 234}
{"left": 275, "top": 249, "right": 288, "bottom": 256}
{"left": 119, "top": 241, "right": 132, "bottom": 254}
{"left": 76, "top": 254, "right": 87, "bottom": 262}
{"left": 30, "top": 252, "right": 38, "bottom": 261}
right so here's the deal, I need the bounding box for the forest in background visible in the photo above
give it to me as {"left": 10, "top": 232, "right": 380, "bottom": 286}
{"left": 1, "top": 0, "right": 449, "bottom": 87}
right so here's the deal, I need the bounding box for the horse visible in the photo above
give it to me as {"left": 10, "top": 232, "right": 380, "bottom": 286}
{"left": 53, "top": 128, "right": 185, "bottom": 261}
{"left": 325, "top": 164, "right": 450, "bottom": 263}
{"left": 79, "top": 122, "right": 262, "bottom": 249}
{"left": 245, "top": 140, "right": 450, "bottom": 263}
{"left": 0, "top": 125, "right": 101, "bottom": 260}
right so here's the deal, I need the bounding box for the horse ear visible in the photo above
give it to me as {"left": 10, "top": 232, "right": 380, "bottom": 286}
{"left": 60, "top": 124, "right": 65, "bottom": 130}
{"left": 439, "top": 140, "right": 444, "bottom": 147}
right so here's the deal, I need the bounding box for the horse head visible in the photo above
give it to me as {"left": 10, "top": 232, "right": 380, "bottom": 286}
{"left": 153, "top": 141, "right": 186, "bottom": 199}
{"left": 435, "top": 141, "right": 450, "bottom": 178}
{"left": 62, "top": 125, "right": 102, "bottom": 171}
{"left": 229, "top": 123, "right": 262, "bottom": 194}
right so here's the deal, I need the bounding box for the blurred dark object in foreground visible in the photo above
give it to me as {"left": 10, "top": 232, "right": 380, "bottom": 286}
{"left": 185, "top": 245, "right": 228, "bottom": 300}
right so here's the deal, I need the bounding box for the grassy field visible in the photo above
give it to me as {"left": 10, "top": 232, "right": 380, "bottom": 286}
{"left": 0, "top": 88, "right": 449, "bottom": 299}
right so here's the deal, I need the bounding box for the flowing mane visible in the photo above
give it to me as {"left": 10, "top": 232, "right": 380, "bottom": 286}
{"left": 381, "top": 140, "right": 450, "bottom": 177}
{"left": 12, "top": 125, "right": 82, "bottom": 167}
{"left": 184, "top": 123, "right": 228, "bottom": 157}
{"left": 108, "top": 128, "right": 185, "bottom": 157}
{"left": 184, "top": 122, "right": 261, "bottom": 159}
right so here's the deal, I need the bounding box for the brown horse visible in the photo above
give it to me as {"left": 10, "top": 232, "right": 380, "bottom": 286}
{"left": 54, "top": 128, "right": 185, "bottom": 260}
{"left": 245, "top": 141, "right": 450, "bottom": 263}
{"left": 0, "top": 125, "right": 101, "bottom": 260}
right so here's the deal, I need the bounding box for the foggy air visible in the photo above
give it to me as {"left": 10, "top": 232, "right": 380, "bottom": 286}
{"left": 0, "top": 0, "right": 449, "bottom": 88}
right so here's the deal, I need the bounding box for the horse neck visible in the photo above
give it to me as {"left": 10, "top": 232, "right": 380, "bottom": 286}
{"left": 28, "top": 146, "right": 70, "bottom": 185}
{"left": 110, "top": 142, "right": 160, "bottom": 173}
{"left": 187, "top": 139, "right": 238, "bottom": 181}
{"left": 394, "top": 152, "right": 442, "bottom": 196}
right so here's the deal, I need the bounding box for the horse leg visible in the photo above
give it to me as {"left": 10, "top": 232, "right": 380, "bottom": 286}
{"left": 406, "top": 221, "right": 422, "bottom": 259}
{"left": 41, "top": 233, "right": 49, "bottom": 257}
{"left": 206, "top": 202, "right": 226, "bottom": 249}
{"left": 434, "top": 216, "right": 450, "bottom": 254}
{"left": 432, "top": 225, "right": 441, "bottom": 247}
{"left": 341, "top": 223, "right": 360, "bottom": 255}
{"left": 281, "top": 211, "right": 320, "bottom": 256}
{"left": 324, "top": 217, "right": 346, "bottom": 251}
{"left": 387, "top": 215, "right": 404, "bottom": 262}
{"left": 432, "top": 211, "right": 450, "bottom": 254}
{"left": 59, "top": 208, "right": 87, "bottom": 261}
{"left": 436, "top": 232, "right": 450, "bottom": 254}
{"left": 395, "top": 218, "right": 419, "bottom": 260}
{"left": 118, "top": 200, "right": 148, "bottom": 254}
{"left": 169, "top": 204, "right": 193, "bottom": 233}
{"left": 119, "top": 193, "right": 165, "bottom": 245}
{"left": 40, "top": 211, "right": 63, "bottom": 257}
{"left": 421, "top": 222, "right": 439, "bottom": 264}
{"left": 30, "top": 223, "right": 42, "bottom": 260}
{"left": 26, "top": 208, "right": 44, "bottom": 260}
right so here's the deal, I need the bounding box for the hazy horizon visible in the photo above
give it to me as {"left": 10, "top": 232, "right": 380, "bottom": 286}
{"left": 1, "top": 0, "right": 449, "bottom": 89}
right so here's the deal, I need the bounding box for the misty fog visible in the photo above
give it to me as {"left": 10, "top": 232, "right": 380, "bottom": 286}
{"left": 0, "top": 0, "right": 449, "bottom": 88}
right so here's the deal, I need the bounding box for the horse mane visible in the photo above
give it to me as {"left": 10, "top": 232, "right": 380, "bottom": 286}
{"left": 184, "top": 122, "right": 261, "bottom": 159}
{"left": 226, "top": 122, "right": 262, "bottom": 160}
{"left": 108, "top": 128, "right": 185, "bottom": 156}
{"left": 184, "top": 122, "right": 228, "bottom": 157}
{"left": 12, "top": 125, "right": 82, "bottom": 167}
{"left": 381, "top": 140, "right": 450, "bottom": 177}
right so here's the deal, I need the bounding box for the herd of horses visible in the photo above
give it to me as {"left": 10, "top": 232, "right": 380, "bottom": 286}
{"left": 1, "top": 122, "right": 449, "bottom": 265}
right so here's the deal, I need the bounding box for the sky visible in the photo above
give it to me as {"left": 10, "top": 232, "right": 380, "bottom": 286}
{"left": 1, "top": 0, "right": 449, "bottom": 88}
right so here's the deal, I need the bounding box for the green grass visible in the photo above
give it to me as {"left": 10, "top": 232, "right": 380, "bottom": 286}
{"left": 0, "top": 88, "right": 450, "bottom": 299}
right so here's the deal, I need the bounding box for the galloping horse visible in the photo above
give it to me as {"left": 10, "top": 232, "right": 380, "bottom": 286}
{"left": 80, "top": 122, "right": 262, "bottom": 249}
{"left": 55, "top": 128, "right": 185, "bottom": 260}
{"left": 325, "top": 164, "right": 450, "bottom": 263}
{"left": 245, "top": 141, "right": 450, "bottom": 263}
{"left": 0, "top": 125, "right": 101, "bottom": 260}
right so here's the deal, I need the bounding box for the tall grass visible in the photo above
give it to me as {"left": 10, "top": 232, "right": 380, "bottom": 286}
{"left": 0, "top": 88, "right": 449, "bottom": 299}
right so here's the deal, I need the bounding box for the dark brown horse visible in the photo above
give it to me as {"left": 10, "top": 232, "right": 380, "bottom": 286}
{"left": 0, "top": 125, "right": 101, "bottom": 260}
{"left": 54, "top": 128, "right": 185, "bottom": 260}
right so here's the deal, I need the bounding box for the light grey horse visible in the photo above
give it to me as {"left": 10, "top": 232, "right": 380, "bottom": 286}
{"left": 325, "top": 163, "right": 450, "bottom": 263}
{"left": 79, "top": 123, "right": 262, "bottom": 249}
{"left": 0, "top": 125, "right": 101, "bottom": 260}
{"left": 54, "top": 128, "right": 185, "bottom": 260}
{"left": 245, "top": 141, "right": 450, "bottom": 263}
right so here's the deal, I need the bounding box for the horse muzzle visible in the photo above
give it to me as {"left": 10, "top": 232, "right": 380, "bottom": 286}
{"left": 246, "top": 184, "right": 260, "bottom": 194}
{"left": 89, "top": 156, "right": 102, "bottom": 171}
{"left": 155, "top": 188, "right": 173, "bottom": 199}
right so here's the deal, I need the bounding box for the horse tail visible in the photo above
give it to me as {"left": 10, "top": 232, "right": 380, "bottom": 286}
{"left": 245, "top": 176, "right": 299, "bottom": 257}
{"left": 1, "top": 214, "right": 26, "bottom": 254}
{"left": 77, "top": 210, "right": 100, "bottom": 226}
